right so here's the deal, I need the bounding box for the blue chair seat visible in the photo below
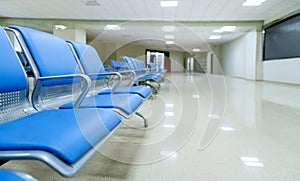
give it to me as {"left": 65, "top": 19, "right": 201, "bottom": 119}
{"left": 137, "top": 73, "right": 161, "bottom": 81}
{"left": 0, "top": 170, "right": 37, "bottom": 181}
{"left": 0, "top": 108, "right": 121, "bottom": 164}
{"left": 60, "top": 94, "right": 143, "bottom": 115}
{"left": 98, "top": 86, "right": 152, "bottom": 99}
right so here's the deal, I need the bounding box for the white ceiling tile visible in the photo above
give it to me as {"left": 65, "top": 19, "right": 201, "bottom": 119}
{"left": 188, "top": 0, "right": 214, "bottom": 21}
{"left": 175, "top": 0, "right": 195, "bottom": 20}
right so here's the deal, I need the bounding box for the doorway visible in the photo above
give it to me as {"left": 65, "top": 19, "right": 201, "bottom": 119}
{"left": 146, "top": 49, "right": 171, "bottom": 72}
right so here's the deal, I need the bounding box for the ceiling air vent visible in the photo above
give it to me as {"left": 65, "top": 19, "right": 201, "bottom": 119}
{"left": 81, "top": 0, "right": 100, "bottom": 6}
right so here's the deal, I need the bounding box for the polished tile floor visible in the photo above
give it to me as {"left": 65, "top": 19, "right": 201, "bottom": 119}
{"left": 2, "top": 73, "right": 300, "bottom": 180}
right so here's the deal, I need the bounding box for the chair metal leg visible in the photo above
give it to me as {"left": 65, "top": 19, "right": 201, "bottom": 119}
{"left": 135, "top": 112, "right": 148, "bottom": 127}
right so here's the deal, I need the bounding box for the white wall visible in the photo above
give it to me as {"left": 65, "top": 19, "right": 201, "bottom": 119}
{"left": 53, "top": 29, "right": 86, "bottom": 43}
{"left": 170, "top": 51, "right": 184, "bottom": 72}
{"left": 220, "top": 31, "right": 259, "bottom": 80}
{"left": 211, "top": 46, "right": 223, "bottom": 75}
{"left": 263, "top": 58, "right": 300, "bottom": 85}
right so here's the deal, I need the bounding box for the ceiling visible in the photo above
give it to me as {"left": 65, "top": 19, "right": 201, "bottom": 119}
{"left": 1, "top": 0, "right": 300, "bottom": 53}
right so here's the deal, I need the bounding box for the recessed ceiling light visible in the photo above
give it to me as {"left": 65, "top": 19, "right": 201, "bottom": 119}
{"left": 164, "top": 35, "right": 175, "bottom": 39}
{"left": 213, "top": 29, "right": 223, "bottom": 33}
{"left": 209, "top": 35, "right": 222, "bottom": 40}
{"left": 104, "top": 25, "right": 121, "bottom": 31}
{"left": 208, "top": 114, "right": 221, "bottom": 119}
{"left": 240, "top": 157, "right": 259, "bottom": 162}
{"left": 54, "top": 25, "right": 67, "bottom": 30}
{"left": 213, "top": 26, "right": 236, "bottom": 33}
{"left": 192, "top": 48, "right": 201, "bottom": 52}
{"left": 244, "top": 162, "right": 264, "bottom": 167}
{"left": 160, "top": 1, "right": 178, "bottom": 7}
{"left": 242, "top": 0, "right": 266, "bottom": 6}
{"left": 165, "top": 41, "right": 174, "bottom": 45}
{"left": 193, "top": 94, "right": 200, "bottom": 99}
{"left": 240, "top": 156, "right": 264, "bottom": 167}
{"left": 242, "top": 1, "right": 261, "bottom": 6}
{"left": 221, "top": 26, "right": 237, "bottom": 32}
{"left": 220, "top": 127, "right": 235, "bottom": 131}
{"left": 165, "top": 104, "right": 174, "bottom": 108}
{"left": 247, "top": 0, "right": 266, "bottom": 2}
{"left": 165, "top": 111, "right": 174, "bottom": 116}
{"left": 163, "top": 26, "right": 176, "bottom": 32}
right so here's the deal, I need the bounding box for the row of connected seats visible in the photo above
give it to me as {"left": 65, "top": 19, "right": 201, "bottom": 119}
{"left": 111, "top": 57, "right": 166, "bottom": 94}
{"left": 10, "top": 25, "right": 151, "bottom": 127}
{"left": 0, "top": 25, "right": 153, "bottom": 179}
{"left": 110, "top": 60, "right": 129, "bottom": 71}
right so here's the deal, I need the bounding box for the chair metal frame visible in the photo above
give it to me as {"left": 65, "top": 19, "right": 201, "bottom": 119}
{"left": 0, "top": 27, "right": 121, "bottom": 177}
{"left": 67, "top": 42, "right": 149, "bottom": 127}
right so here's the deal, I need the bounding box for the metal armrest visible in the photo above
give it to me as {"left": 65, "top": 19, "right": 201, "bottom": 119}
{"left": 118, "top": 70, "right": 136, "bottom": 86}
{"left": 87, "top": 72, "right": 122, "bottom": 93}
{"left": 32, "top": 74, "right": 91, "bottom": 110}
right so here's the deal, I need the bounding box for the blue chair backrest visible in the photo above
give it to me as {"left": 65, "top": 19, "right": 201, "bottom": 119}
{"left": 9, "top": 26, "right": 81, "bottom": 85}
{"left": 110, "top": 60, "right": 128, "bottom": 70}
{"left": 121, "top": 56, "right": 135, "bottom": 70}
{"left": 110, "top": 60, "right": 117, "bottom": 68}
{"left": 67, "top": 40, "right": 106, "bottom": 75}
{"left": 0, "top": 26, "right": 30, "bottom": 123}
{"left": 0, "top": 27, "right": 27, "bottom": 93}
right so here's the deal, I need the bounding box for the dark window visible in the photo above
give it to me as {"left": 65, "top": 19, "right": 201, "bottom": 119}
{"left": 264, "top": 13, "right": 300, "bottom": 60}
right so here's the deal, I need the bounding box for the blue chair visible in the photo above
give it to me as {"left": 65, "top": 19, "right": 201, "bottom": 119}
{"left": 66, "top": 40, "right": 152, "bottom": 99}
{"left": 0, "top": 170, "right": 37, "bottom": 181}
{"left": 121, "top": 56, "right": 162, "bottom": 93}
{"left": 8, "top": 26, "right": 148, "bottom": 127}
{"left": 0, "top": 25, "right": 121, "bottom": 177}
{"left": 110, "top": 60, "right": 128, "bottom": 71}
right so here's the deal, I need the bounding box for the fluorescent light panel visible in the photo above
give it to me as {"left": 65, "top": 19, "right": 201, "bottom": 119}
{"left": 165, "top": 41, "right": 174, "bottom": 45}
{"left": 209, "top": 35, "right": 222, "bottom": 40}
{"left": 163, "top": 26, "right": 176, "bottom": 32}
{"left": 222, "top": 26, "right": 237, "bottom": 32}
{"left": 240, "top": 157, "right": 259, "bottom": 162}
{"left": 208, "top": 114, "right": 221, "bottom": 119}
{"left": 160, "top": 1, "right": 178, "bottom": 7}
{"left": 54, "top": 25, "right": 67, "bottom": 30}
{"left": 242, "top": 0, "right": 266, "bottom": 6}
{"left": 192, "top": 94, "right": 200, "bottom": 99}
{"left": 240, "top": 157, "right": 264, "bottom": 167}
{"left": 213, "top": 26, "right": 236, "bottom": 33}
{"left": 242, "top": 1, "right": 261, "bottom": 6}
{"left": 165, "top": 104, "right": 174, "bottom": 108}
{"left": 192, "top": 48, "right": 201, "bottom": 52}
{"left": 213, "top": 29, "right": 223, "bottom": 33}
{"left": 220, "top": 127, "right": 235, "bottom": 131}
{"left": 165, "top": 112, "right": 174, "bottom": 116}
{"left": 164, "top": 35, "right": 175, "bottom": 39}
{"left": 105, "top": 25, "right": 121, "bottom": 31}
{"left": 244, "top": 162, "right": 264, "bottom": 167}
